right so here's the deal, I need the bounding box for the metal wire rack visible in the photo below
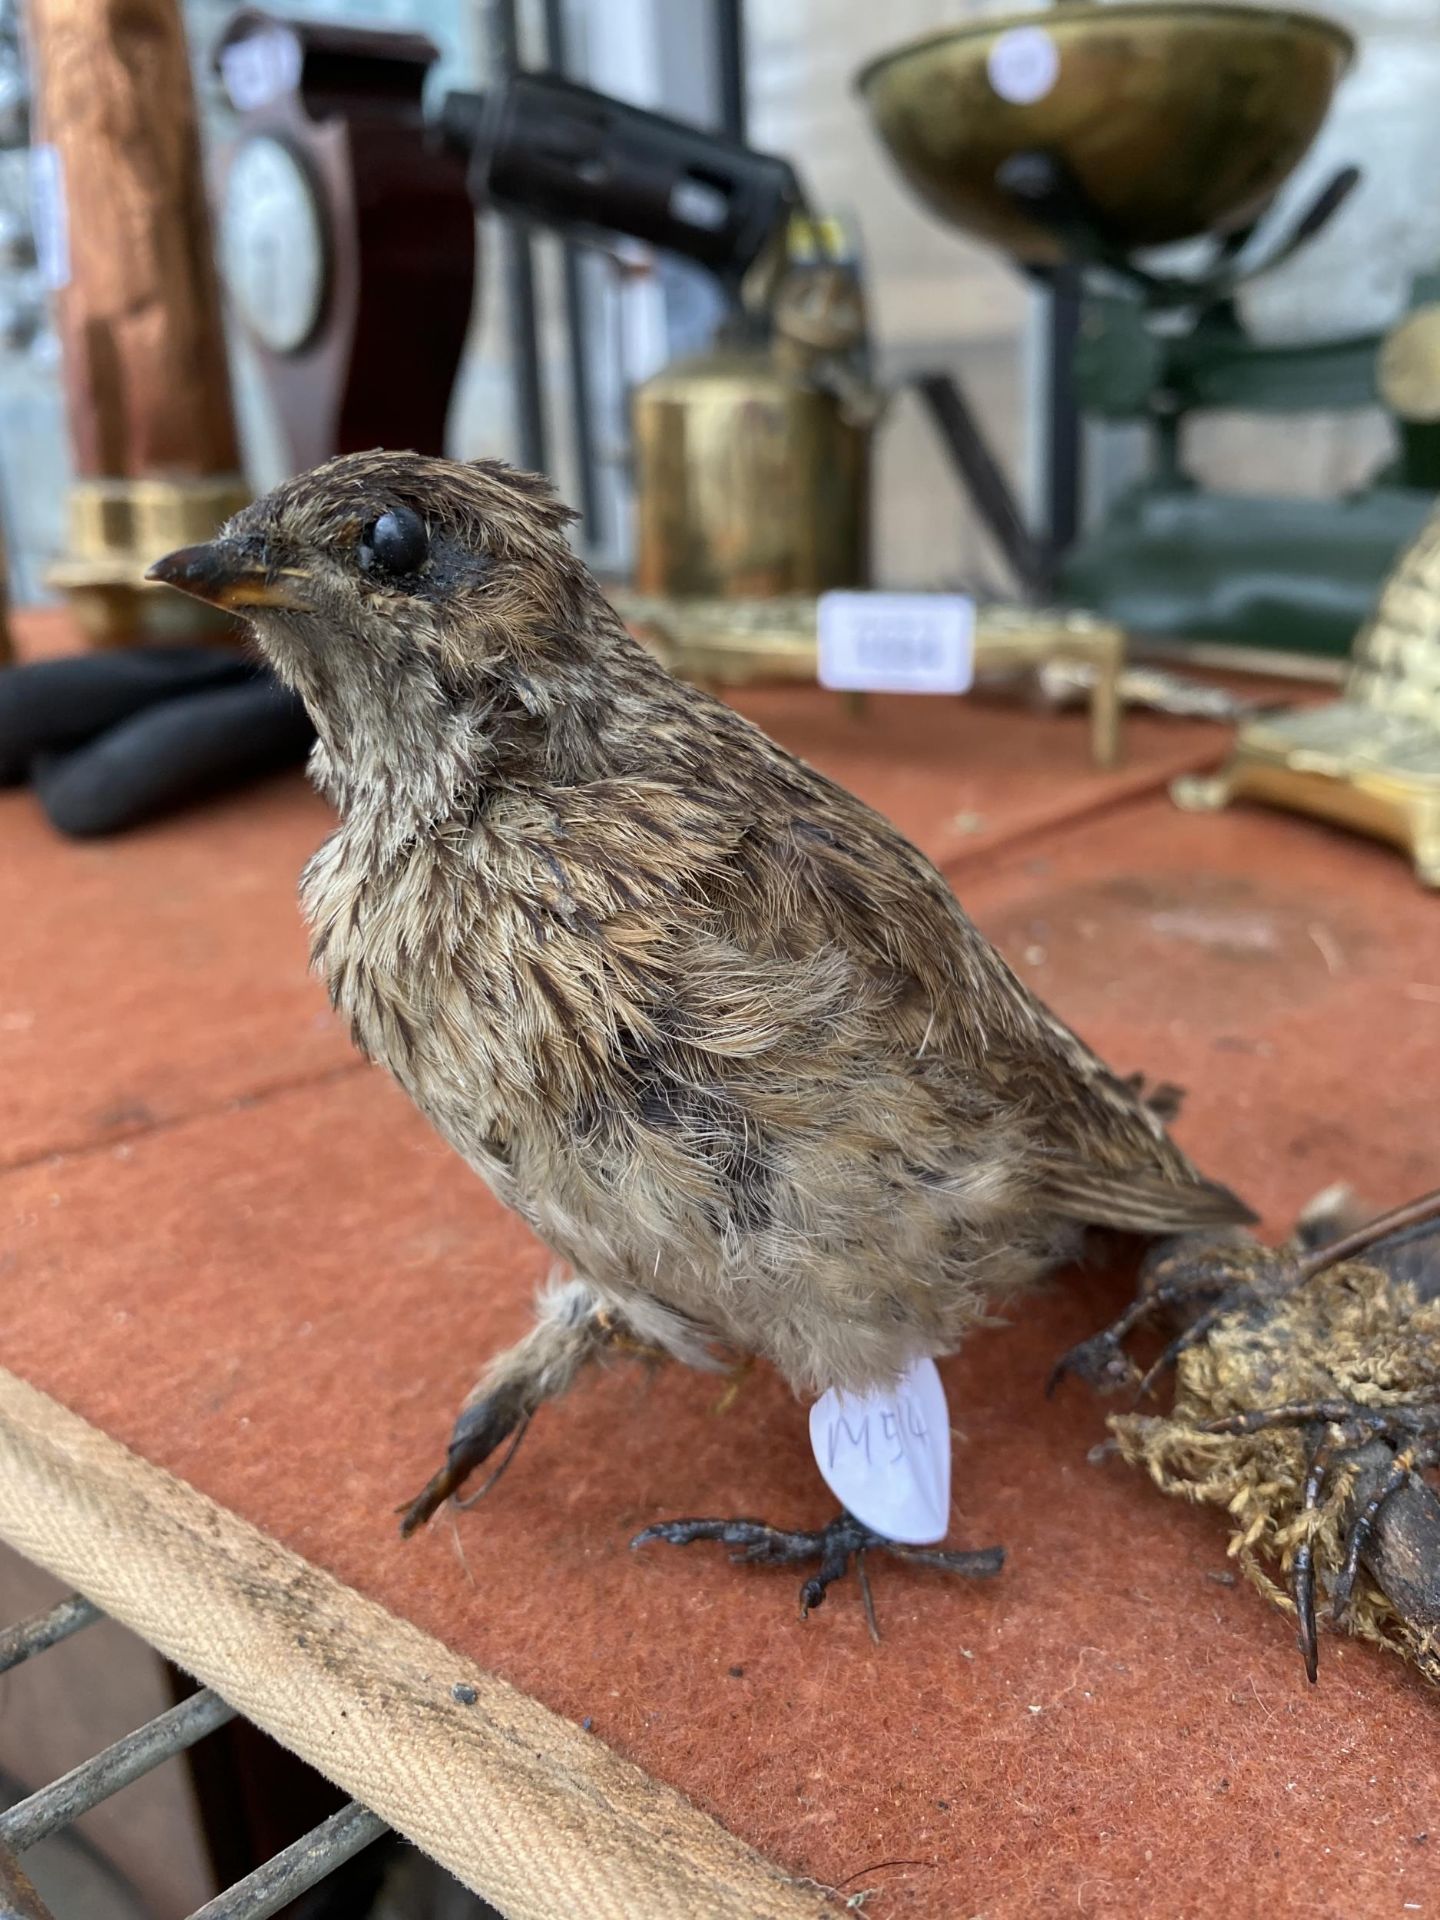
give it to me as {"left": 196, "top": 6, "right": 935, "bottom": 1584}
{"left": 0, "top": 1592, "right": 390, "bottom": 1920}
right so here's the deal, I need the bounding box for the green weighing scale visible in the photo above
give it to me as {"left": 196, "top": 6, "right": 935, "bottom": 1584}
{"left": 857, "top": 2, "right": 1440, "bottom": 663}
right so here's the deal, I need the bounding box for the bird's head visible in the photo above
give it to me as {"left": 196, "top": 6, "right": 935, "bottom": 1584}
{"left": 148, "top": 451, "right": 613, "bottom": 802}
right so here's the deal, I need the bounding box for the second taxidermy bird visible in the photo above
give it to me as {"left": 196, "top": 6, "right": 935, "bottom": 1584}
{"left": 150, "top": 451, "right": 1253, "bottom": 1608}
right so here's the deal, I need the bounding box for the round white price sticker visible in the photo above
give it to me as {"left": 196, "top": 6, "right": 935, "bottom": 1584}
{"left": 987, "top": 26, "right": 1060, "bottom": 105}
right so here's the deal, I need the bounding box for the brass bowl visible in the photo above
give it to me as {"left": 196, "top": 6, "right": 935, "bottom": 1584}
{"left": 857, "top": 4, "right": 1353, "bottom": 264}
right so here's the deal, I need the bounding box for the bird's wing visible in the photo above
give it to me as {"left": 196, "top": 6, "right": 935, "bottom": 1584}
{"left": 745, "top": 749, "right": 1256, "bottom": 1234}
{"left": 545, "top": 694, "right": 1251, "bottom": 1233}
{"left": 756, "top": 752, "right": 1255, "bottom": 1233}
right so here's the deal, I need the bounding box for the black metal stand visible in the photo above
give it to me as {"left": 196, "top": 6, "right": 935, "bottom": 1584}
{"left": 911, "top": 372, "right": 1050, "bottom": 596}
{"left": 540, "top": 0, "right": 602, "bottom": 544}
{"left": 487, "top": 0, "right": 548, "bottom": 476}
{"left": 1043, "top": 266, "right": 1083, "bottom": 561}
{"left": 715, "top": 0, "right": 746, "bottom": 143}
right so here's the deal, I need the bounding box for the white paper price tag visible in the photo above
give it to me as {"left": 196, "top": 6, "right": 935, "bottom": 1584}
{"left": 817, "top": 592, "right": 975, "bottom": 696}
{"left": 29, "top": 146, "right": 69, "bottom": 292}
{"left": 809, "top": 1355, "right": 952, "bottom": 1545}
{"left": 220, "top": 27, "right": 303, "bottom": 111}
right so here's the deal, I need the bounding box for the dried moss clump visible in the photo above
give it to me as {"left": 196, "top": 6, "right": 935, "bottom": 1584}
{"left": 1104, "top": 1221, "right": 1440, "bottom": 1683}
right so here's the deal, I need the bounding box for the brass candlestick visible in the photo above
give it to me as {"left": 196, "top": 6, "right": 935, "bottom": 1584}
{"left": 29, "top": 0, "right": 247, "bottom": 646}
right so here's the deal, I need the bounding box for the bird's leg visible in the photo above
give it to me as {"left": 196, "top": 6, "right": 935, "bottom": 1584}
{"left": 1201, "top": 1401, "right": 1437, "bottom": 1441}
{"left": 631, "top": 1509, "right": 1003, "bottom": 1637}
{"left": 1291, "top": 1429, "right": 1335, "bottom": 1685}
{"left": 1056, "top": 1189, "right": 1440, "bottom": 1402}
{"left": 398, "top": 1279, "right": 670, "bottom": 1537}
{"left": 1049, "top": 1232, "right": 1287, "bottom": 1399}
{"left": 711, "top": 1352, "right": 756, "bottom": 1416}
{"left": 1052, "top": 1228, "right": 1274, "bottom": 1397}
{"left": 1329, "top": 1445, "right": 1428, "bottom": 1626}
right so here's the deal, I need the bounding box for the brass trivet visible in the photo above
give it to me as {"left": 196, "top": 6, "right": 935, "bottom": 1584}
{"left": 1174, "top": 506, "right": 1440, "bottom": 886}
{"left": 611, "top": 590, "right": 1126, "bottom": 769}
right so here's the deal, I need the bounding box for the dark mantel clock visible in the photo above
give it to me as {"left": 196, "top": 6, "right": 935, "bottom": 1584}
{"left": 213, "top": 9, "right": 476, "bottom": 472}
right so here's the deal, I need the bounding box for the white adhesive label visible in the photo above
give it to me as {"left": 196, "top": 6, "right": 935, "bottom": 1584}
{"left": 220, "top": 26, "right": 303, "bottom": 112}
{"left": 987, "top": 27, "right": 1060, "bottom": 105}
{"left": 817, "top": 591, "right": 975, "bottom": 696}
{"left": 809, "top": 1355, "right": 952, "bottom": 1545}
{"left": 29, "top": 146, "right": 68, "bottom": 292}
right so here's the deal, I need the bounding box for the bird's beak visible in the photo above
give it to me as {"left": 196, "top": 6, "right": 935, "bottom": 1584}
{"left": 145, "top": 539, "right": 310, "bottom": 611}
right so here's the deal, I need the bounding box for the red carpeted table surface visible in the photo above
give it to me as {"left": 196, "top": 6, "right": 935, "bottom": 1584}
{"left": 3, "top": 615, "right": 1438, "bottom": 1917}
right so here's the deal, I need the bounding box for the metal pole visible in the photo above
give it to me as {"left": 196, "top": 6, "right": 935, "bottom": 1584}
{"left": 187, "top": 1803, "right": 389, "bottom": 1920}
{"left": 0, "top": 1594, "right": 100, "bottom": 1676}
{"left": 540, "top": 0, "right": 601, "bottom": 541}
{"left": 0, "top": 1689, "right": 236, "bottom": 1853}
{"left": 1043, "top": 266, "right": 1083, "bottom": 575}
{"left": 715, "top": 0, "right": 746, "bottom": 142}
{"left": 488, "top": 0, "right": 548, "bottom": 475}
{"left": 912, "top": 370, "right": 1047, "bottom": 595}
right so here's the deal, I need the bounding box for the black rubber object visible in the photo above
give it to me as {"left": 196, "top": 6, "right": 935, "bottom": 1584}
{"left": 0, "top": 646, "right": 314, "bottom": 836}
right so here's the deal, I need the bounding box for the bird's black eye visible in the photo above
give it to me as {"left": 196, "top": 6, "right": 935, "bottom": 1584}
{"left": 360, "top": 506, "right": 428, "bottom": 578}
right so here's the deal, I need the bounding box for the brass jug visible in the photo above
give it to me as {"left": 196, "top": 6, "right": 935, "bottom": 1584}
{"left": 632, "top": 228, "right": 873, "bottom": 600}
{"left": 632, "top": 344, "right": 869, "bottom": 599}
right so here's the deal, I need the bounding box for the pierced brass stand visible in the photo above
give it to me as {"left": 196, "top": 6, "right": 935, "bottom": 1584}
{"left": 1174, "top": 507, "right": 1440, "bottom": 886}
{"left": 611, "top": 590, "right": 1126, "bottom": 769}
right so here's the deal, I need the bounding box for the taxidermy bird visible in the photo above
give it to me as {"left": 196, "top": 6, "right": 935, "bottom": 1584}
{"left": 149, "top": 451, "right": 1253, "bottom": 1611}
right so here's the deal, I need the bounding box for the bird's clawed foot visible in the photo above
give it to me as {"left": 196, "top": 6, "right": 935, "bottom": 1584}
{"left": 1120, "top": 1071, "right": 1186, "bottom": 1125}
{"left": 1202, "top": 1400, "right": 1440, "bottom": 1684}
{"left": 397, "top": 1282, "right": 677, "bottom": 1539}
{"left": 397, "top": 1386, "right": 530, "bottom": 1539}
{"left": 631, "top": 1509, "right": 1004, "bottom": 1639}
{"left": 1048, "top": 1235, "right": 1291, "bottom": 1402}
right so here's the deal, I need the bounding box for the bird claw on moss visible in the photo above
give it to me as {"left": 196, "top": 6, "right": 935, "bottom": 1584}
{"left": 1047, "top": 1326, "right": 1141, "bottom": 1397}
{"left": 1199, "top": 1401, "right": 1440, "bottom": 1682}
{"left": 1060, "top": 1190, "right": 1440, "bottom": 1686}
{"left": 1049, "top": 1231, "right": 1276, "bottom": 1401}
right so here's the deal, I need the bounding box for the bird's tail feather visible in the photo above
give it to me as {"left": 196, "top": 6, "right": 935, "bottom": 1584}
{"left": 1040, "top": 1163, "right": 1257, "bottom": 1235}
